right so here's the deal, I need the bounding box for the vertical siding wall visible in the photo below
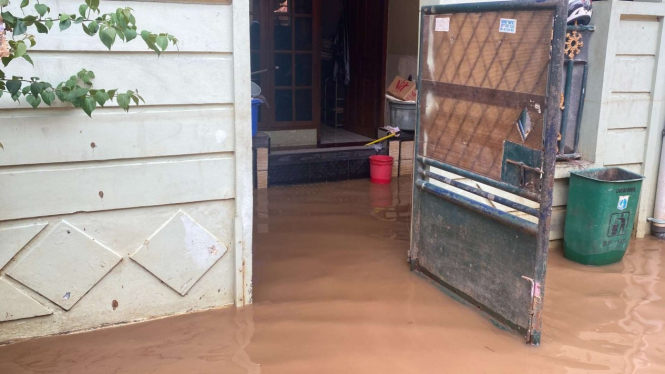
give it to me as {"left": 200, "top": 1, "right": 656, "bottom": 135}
{"left": 0, "top": 0, "right": 252, "bottom": 343}
{"left": 582, "top": 1, "right": 665, "bottom": 238}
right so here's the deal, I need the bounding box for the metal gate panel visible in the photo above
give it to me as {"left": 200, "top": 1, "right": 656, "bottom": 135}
{"left": 410, "top": 0, "right": 566, "bottom": 345}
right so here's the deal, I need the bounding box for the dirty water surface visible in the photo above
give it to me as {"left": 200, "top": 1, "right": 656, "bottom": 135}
{"left": 1, "top": 178, "right": 664, "bottom": 373}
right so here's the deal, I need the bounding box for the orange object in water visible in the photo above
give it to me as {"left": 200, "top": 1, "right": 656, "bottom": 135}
{"left": 369, "top": 155, "right": 394, "bottom": 184}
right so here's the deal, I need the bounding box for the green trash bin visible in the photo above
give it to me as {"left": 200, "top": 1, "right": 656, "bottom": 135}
{"left": 563, "top": 167, "right": 644, "bottom": 265}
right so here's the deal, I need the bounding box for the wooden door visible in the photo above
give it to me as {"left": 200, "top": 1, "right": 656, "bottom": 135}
{"left": 344, "top": 0, "right": 390, "bottom": 138}
{"left": 251, "top": 0, "right": 320, "bottom": 132}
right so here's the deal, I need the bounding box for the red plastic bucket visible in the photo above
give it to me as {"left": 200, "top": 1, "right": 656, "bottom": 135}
{"left": 369, "top": 155, "right": 394, "bottom": 184}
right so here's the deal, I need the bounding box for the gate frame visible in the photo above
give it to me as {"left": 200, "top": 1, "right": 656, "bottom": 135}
{"left": 409, "top": 0, "right": 567, "bottom": 345}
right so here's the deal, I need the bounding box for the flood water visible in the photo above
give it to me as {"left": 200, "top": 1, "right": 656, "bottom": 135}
{"left": 1, "top": 178, "right": 664, "bottom": 373}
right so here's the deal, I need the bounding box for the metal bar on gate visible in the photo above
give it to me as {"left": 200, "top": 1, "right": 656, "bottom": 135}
{"left": 417, "top": 156, "right": 541, "bottom": 202}
{"left": 573, "top": 63, "right": 588, "bottom": 153}
{"left": 419, "top": 169, "right": 539, "bottom": 217}
{"left": 424, "top": 0, "right": 563, "bottom": 14}
{"left": 559, "top": 59, "right": 574, "bottom": 154}
{"left": 416, "top": 179, "right": 539, "bottom": 236}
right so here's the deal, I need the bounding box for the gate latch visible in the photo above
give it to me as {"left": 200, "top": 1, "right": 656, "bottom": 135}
{"left": 506, "top": 159, "right": 543, "bottom": 187}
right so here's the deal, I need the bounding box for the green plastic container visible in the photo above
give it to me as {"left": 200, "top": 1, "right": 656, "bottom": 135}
{"left": 563, "top": 167, "right": 644, "bottom": 265}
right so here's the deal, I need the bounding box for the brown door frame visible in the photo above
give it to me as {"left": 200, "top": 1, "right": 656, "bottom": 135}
{"left": 255, "top": 0, "right": 321, "bottom": 134}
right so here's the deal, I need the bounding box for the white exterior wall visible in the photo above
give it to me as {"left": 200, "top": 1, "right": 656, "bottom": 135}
{"left": 420, "top": 0, "right": 665, "bottom": 240}
{"left": 0, "top": 0, "right": 252, "bottom": 343}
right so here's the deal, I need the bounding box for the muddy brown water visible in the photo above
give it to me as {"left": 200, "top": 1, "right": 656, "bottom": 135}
{"left": 1, "top": 178, "right": 664, "bottom": 373}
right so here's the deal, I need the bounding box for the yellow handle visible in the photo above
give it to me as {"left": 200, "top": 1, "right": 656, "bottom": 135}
{"left": 365, "top": 133, "right": 396, "bottom": 146}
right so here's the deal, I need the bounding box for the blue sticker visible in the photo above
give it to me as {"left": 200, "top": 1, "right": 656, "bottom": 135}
{"left": 618, "top": 195, "right": 629, "bottom": 210}
{"left": 499, "top": 18, "right": 517, "bottom": 34}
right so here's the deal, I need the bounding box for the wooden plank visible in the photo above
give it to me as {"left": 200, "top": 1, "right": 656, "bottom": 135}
{"left": 617, "top": 16, "right": 660, "bottom": 56}
{"left": 256, "top": 148, "right": 269, "bottom": 171}
{"left": 5, "top": 1, "right": 233, "bottom": 53}
{"left": 603, "top": 129, "right": 647, "bottom": 165}
{"left": 0, "top": 106, "right": 234, "bottom": 166}
{"left": 0, "top": 53, "right": 234, "bottom": 109}
{"left": 400, "top": 141, "right": 414, "bottom": 160}
{"left": 607, "top": 93, "right": 652, "bottom": 129}
{"left": 389, "top": 141, "right": 401, "bottom": 160}
{"left": 612, "top": 56, "right": 655, "bottom": 93}
{"left": 399, "top": 159, "right": 413, "bottom": 176}
{"left": 0, "top": 156, "right": 236, "bottom": 221}
{"left": 256, "top": 171, "right": 268, "bottom": 189}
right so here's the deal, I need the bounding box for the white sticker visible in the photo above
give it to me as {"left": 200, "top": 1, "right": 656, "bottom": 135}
{"left": 499, "top": 18, "right": 517, "bottom": 33}
{"left": 435, "top": 17, "right": 450, "bottom": 32}
{"left": 618, "top": 195, "right": 630, "bottom": 210}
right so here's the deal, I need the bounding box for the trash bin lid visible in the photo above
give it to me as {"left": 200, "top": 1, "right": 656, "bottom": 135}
{"left": 569, "top": 167, "right": 644, "bottom": 183}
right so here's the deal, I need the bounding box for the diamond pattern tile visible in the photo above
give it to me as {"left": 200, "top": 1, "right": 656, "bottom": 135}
{"left": 131, "top": 210, "right": 228, "bottom": 296}
{"left": 7, "top": 221, "right": 121, "bottom": 311}
{"left": 0, "top": 278, "right": 52, "bottom": 322}
{"left": 0, "top": 223, "right": 47, "bottom": 270}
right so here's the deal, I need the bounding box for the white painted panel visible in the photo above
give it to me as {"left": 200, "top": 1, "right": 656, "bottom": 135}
{"left": 552, "top": 179, "right": 569, "bottom": 207}
{"left": 617, "top": 17, "right": 661, "bottom": 55}
{"left": 612, "top": 56, "right": 655, "bottom": 93}
{"left": 0, "top": 156, "right": 236, "bottom": 221}
{"left": 5, "top": 1, "right": 233, "bottom": 53}
{"left": 0, "top": 278, "right": 52, "bottom": 322}
{"left": 549, "top": 208, "right": 566, "bottom": 240}
{"left": 0, "top": 53, "right": 234, "bottom": 109}
{"left": 607, "top": 93, "right": 652, "bottom": 129}
{"left": 0, "top": 223, "right": 47, "bottom": 270}
{"left": 0, "top": 105, "right": 234, "bottom": 166}
{"left": 0, "top": 200, "right": 236, "bottom": 342}
{"left": 604, "top": 129, "right": 647, "bottom": 165}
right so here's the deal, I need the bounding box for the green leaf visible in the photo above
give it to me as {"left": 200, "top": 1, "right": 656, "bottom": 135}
{"left": 26, "top": 94, "right": 41, "bottom": 109}
{"left": 85, "top": 0, "right": 100, "bottom": 10}
{"left": 45, "top": 19, "right": 54, "bottom": 30}
{"left": 79, "top": 4, "right": 88, "bottom": 18}
{"left": 23, "top": 54, "right": 34, "bottom": 66}
{"left": 124, "top": 28, "right": 137, "bottom": 42}
{"left": 1, "top": 56, "right": 13, "bottom": 67}
{"left": 82, "top": 96, "right": 96, "bottom": 117}
{"left": 87, "top": 20, "right": 99, "bottom": 34}
{"left": 40, "top": 90, "right": 55, "bottom": 106}
{"left": 35, "top": 4, "right": 49, "bottom": 17}
{"left": 59, "top": 19, "right": 71, "bottom": 31}
{"left": 35, "top": 21, "right": 49, "bottom": 34}
{"left": 99, "top": 27, "right": 116, "bottom": 50}
{"left": 0, "top": 0, "right": 9, "bottom": 7}
{"left": 82, "top": 23, "right": 93, "bottom": 36}
{"left": 22, "top": 16, "right": 37, "bottom": 26}
{"left": 13, "top": 20, "right": 27, "bottom": 35}
{"left": 30, "top": 82, "right": 41, "bottom": 96}
{"left": 6, "top": 80, "right": 21, "bottom": 96}
{"left": 94, "top": 90, "right": 109, "bottom": 106}
{"left": 116, "top": 93, "right": 130, "bottom": 111}
{"left": 1, "top": 11, "right": 15, "bottom": 23}
{"left": 22, "top": 86, "right": 31, "bottom": 95}
{"left": 20, "top": 0, "right": 29, "bottom": 9}
{"left": 14, "top": 42, "right": 27, "bottom": 58}
{"left": 156, "top": 35, "right": 168, "bottom": 51}
{"left": 107, "top": 89, "right": 117, "bottom": 100}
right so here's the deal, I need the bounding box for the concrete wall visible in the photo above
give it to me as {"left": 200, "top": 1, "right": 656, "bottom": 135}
{"left": 0, "top": 0, "right": 252, "bottom": 343}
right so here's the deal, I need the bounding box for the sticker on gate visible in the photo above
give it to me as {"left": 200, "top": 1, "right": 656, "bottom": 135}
{"left": 617, "top": 195, "right": 629, "bottom": 210}
{"left": 435, "top": 18, "right": 450, "bottom": 32}
{"left": 499, "top": 18, "right": 517, "bottom": 33}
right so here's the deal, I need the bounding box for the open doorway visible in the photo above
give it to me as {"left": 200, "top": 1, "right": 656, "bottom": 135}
{"left": 250, "top": 0, "right": 389, "bottom": 149}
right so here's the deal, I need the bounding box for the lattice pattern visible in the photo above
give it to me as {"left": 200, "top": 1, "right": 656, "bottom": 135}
{"left": 419, "top": 10, "right": 554, "bottom": 180}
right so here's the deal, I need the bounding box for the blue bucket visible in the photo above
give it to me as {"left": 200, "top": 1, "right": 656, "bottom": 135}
{"left": 251, "top": 98, "right": 261, "bottom": 137}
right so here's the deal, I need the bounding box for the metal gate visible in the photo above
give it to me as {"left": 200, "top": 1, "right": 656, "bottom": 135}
{"left": 410, "top": 0, "right": 566, "bottom": 345}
